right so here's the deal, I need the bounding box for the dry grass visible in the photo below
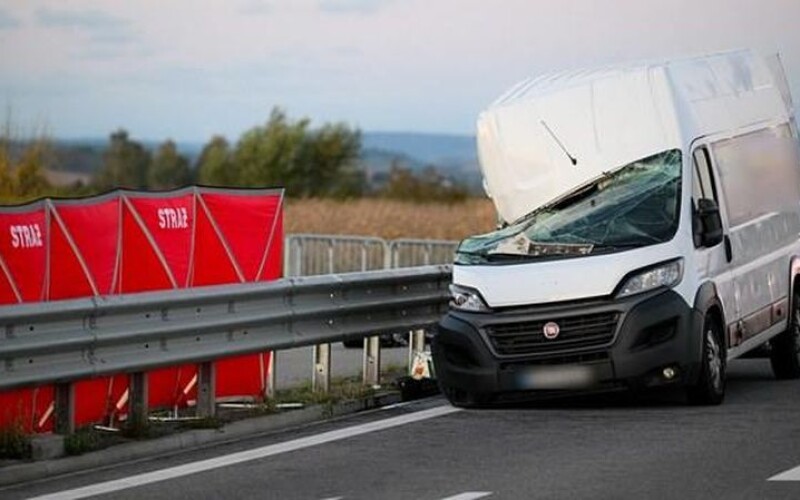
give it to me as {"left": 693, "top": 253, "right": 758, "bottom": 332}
{"left": 284, "top": 198, "right": 497, "bottom": 241}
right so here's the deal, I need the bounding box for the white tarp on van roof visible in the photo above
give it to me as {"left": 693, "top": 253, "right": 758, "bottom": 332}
{"left": 478, "top": 50, "right": 790, "bottom": 223}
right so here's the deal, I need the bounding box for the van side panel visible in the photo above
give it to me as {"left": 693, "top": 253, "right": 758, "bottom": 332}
{"left": 708, "top": 124, "right": 800, "bottom": 341}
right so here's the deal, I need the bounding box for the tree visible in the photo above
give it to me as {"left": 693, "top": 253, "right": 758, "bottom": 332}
{"left": 196, "top": 136, "right": 233, "bottom": 186}
{"left": 15, "top": 142, "right": 51, "bottom": 198}
{"left": 299, "top": 123, "right": 364, "bottom": 197}
{"left": 0, "top": 138, "right": 15, "bottom": 200}
{"left": 231, "top": 107, "right": 364, "bottom": 196}
{"left": 149, "top": 139, "right": 190, "bottom": 190}
{"left": 233, "top": 108, "right": 309, "bottom": 189}
{"left": 95, "top": 130, "right": 150, "bottom": 189}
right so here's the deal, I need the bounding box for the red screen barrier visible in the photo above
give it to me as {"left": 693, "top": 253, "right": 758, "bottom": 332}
{"left": 0, "top": 188, "right": 284, "bottom": 432}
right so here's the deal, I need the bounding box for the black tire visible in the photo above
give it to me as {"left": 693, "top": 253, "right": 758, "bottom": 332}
{"left": 439, "top": 383, "right": 492, "bottom": 409}
{"left": 686, "top": 314, "right": 726, "bottom": 405}
{"left": 770, "top": 292, "right": 800, "bottom": 379}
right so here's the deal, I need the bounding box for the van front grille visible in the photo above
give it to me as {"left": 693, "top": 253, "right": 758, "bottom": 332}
{"left": 485, "top": 312, "right": 619, "bottom": 356}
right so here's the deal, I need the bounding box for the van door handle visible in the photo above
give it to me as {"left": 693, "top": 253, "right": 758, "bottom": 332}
{"left": 724, "top": 235, "right": 733, "bottom": 263}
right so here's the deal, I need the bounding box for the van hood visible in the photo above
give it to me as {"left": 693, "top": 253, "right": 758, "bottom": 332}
{"left": 453, "top": 243, "right": 682, "bottom": 307}
{"left": 478, "top": 65, "right": 682, "bottom": 223}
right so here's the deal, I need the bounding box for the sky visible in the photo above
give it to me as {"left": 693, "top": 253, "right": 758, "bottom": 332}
{"left": 1, "top": 0, "right": 800, "bottom": 142}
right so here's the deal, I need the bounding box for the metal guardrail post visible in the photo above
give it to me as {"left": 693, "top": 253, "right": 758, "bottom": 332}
{"left": 54, "top": 382, "right": 75, "bottom": 435}
{"left": 312, "top": 344, "right": 331, "bottom": 393}
{"left": 408, "top": 329, "right": 426, "bottom": 374}
{"left": 362, "top": 336, "right": 381, "bottom": 388}
{"left": 266, "top": 351, "right": 277, "bottom": 399}
{"left": 128, "top": 372, "right": 149, "bottom": 429}
{"left": 196, "top": 361, "right": 216, "bottom": 418}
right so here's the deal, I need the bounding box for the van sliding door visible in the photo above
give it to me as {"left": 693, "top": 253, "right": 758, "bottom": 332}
{"left": 709, "top": 125, "right": 800, "bottom": 347}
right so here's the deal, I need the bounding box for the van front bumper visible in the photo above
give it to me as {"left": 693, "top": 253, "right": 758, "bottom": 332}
{"left": 431, "top": 289, "right": 704, "bottom": 398}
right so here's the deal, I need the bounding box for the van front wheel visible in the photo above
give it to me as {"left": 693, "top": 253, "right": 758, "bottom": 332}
{"left": 686, "top": 315, "right": 725, "bottom": 405}
{"left": 769, "top": 292, "right": 800, "bottom": 379}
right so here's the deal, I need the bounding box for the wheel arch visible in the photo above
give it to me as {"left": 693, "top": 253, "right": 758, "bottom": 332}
{"left": 692, "top": 281, "right": 727, "bottom": 353}
{"left": 790, "top": 256, "right": 800, "bottom": 297}
{"left": 693, "top": 281, "right": 726, "bottom": 328}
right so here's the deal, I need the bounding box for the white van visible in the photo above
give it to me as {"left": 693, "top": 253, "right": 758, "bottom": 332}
{"left": 432, "top": 50, "right": 800, "bottom": 406}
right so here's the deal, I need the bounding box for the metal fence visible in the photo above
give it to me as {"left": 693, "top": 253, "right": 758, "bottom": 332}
{"left": 389, "top": 239, "right": 460, "bottom": 268}
{"left": 284, "top": 235, "right": 387, "bottom": 276}
{"left": 284, "top": 234, "right": 460, "bottom": 276}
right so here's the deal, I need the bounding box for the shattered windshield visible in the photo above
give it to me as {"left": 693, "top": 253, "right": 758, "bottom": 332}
{"left": 457, "top": 149, "right": 682, "bottom": 264}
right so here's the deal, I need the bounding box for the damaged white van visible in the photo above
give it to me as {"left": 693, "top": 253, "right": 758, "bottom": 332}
{"left": 433, "top": 50, "right": 800, "bottom": 406}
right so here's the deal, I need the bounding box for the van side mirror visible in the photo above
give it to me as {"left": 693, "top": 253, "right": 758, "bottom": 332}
{"left": 695, "top": 198, "right": 723, "bottom": 247}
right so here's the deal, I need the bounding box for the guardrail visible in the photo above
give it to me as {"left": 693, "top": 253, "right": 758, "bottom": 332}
{"left": 0, "top": 265, "right": 452, "bottom": 433}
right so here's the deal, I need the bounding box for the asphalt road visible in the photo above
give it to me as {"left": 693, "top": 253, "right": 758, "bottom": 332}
{"left": 4, "top": 359, "right": 800, "bottom": 500}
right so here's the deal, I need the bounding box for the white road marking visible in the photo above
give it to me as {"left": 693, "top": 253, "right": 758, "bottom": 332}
{"left": 26, "top": 405, "right": 461, "bottom": 500}
{"left": 768, "top": 464, "right": 800, "bottom": 481}
{"left": 440, "top": 493, "right": 493, "bottom": 500}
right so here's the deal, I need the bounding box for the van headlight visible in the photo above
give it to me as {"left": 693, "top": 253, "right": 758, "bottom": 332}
{"left": 617, "top": 259, "right": 683, "bottom": 298}
{"left": 449, "top": 284, "right": 492, "bottom": 313}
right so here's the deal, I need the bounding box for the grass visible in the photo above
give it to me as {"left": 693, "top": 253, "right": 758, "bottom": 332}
{"left": 284, "top": 198, "right": 497, "bottom": 240}
{"left": 0, "top": 419, "right": 31, "bottom": 460}
{"left": 64, "top": 426, "right": 103, "bottom": 456}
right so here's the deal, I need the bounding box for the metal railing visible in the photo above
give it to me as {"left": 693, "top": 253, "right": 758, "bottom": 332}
{"left": 389, "top": 238, "right": 459, "bottom": 268}
{"left": 284, "top": 234, "right": 388, "bottom": 277}
{"left": 284, "top": 234, "right": 459, "bottom": 276}
{"left": 0, "top": 265, "right": 452, "bottom": 433}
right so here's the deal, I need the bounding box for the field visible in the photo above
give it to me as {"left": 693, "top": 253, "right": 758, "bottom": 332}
{"left": 284, "top": 198, "right": 497, "bottom": 241}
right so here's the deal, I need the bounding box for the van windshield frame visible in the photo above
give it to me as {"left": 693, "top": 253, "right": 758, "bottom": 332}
{"left": 456, "top": 149, "right": 683, "bottom": 264}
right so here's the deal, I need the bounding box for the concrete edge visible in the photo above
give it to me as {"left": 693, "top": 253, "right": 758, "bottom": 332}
{"left": 0, "top": 392, "right": 402, "bottom": 488}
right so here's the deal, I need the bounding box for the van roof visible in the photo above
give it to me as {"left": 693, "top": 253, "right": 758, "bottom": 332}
{"left": 478, "top": 49, "right": 792, "bottom": 223}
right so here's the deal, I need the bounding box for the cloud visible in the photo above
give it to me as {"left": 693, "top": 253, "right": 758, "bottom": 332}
{"left": 317, "top": 0, "right": 396, "bottom": 15}
{"left": 0, "top": 7, "right": 21, "bottom": 30}
{"left": 36, "top": 7, "right": 129, "bottom": 30}
{"left": 35, "top": 7, "right": 142, "bottom": 58}
{"left": 237, "top": 1, "right": 274, "bottom": 16}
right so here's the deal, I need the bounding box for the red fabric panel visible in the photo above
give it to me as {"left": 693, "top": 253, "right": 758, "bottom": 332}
{"left": 48, "top": 218, "right": 95, "bottom": 300}
{"left": 191, "top": 201, "right": 240, "bottom": 286}
{"left": 197, "top": 192, "right": 281, "bottom": 401}
{"left": 120, "top": 196, "right": 194, "bottom": 411}
{"left": 259, "top": 209, "right": 283, "bottom": 281}
{"left": 0, "top": 261, "right": 20, "bottom": 304}
{"left": 200, "top": 193, "right": 281, "bottom": 281}
{"left": 148, "top": 364, "right": 197, "bottom": 409}
{"left": 119, "top": 201, "right": 174, "bottom": 293}
{"left": 0, "top": 386, "right": 54, "bottom": 433}
{"left": 54, "top": 200, "right": 120, "bottom": 295}
{"left": 54, "top": 201, "right": 122, "bottom": 427}
{"left": 0, "top": 208, "right": 46, "bottom": 301}
{"left": 73, "top": 375, "right": 128, "bottom": 427}
{"left": 215, "top": 353, "right": 270, "bottom": 401}
{"left": 127, "top": 195, "right": 194, "bottom": 287}
{"left": 0, "top": 208, "right": 51, "bottom": 434}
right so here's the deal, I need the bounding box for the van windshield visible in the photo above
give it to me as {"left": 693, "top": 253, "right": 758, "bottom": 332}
{"left": 456, "top": 149, "right": 682, "bottom": 264}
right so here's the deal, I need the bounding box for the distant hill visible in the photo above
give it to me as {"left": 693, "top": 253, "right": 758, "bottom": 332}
{"left": 360, "top": 132, "right": 483, "bottom": 193}
{"left": 361, "top": 132, "right": 477, "bottom": 165}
